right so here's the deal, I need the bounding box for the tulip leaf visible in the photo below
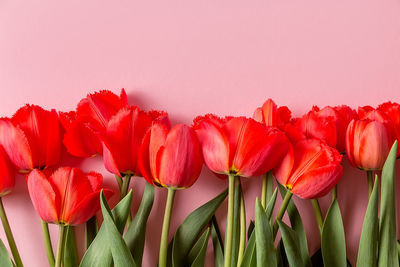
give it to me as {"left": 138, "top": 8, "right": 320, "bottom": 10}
{"left": 0, "top": 239, "right": 14, "bottom": 267}
{"left": 210, "top": 217, "right": 224, "bottom": 267}
{"left": 85, "top": 216, "right": 97, "bottom": 249}
{"left": 378, "top": 141, "right": 399, "bottom": 267}
{"left": 171, "top": 188, "right": 228, "bottom": 267}
{"left": 240, "top": 231, "right": 256, "bottom": 267}
{"left": 187, "top": 228, "right": 210, "bottom": 267}
{"left": 247, "top": 220, "right": 255, "bottom": 240}
{"left": 265, "top": 188, "right": 278, "bottom": 223}
{"left": 124, "top": 182, "right": 155, "bottom": 266}
{"left": 255, "top": 198, "right": 277, "bottom": 267}
{"left": 357, "top": 177, "right": 379, "bottom": 267}
{"left": 278, "top": 183, "right": 311, "bottom": 267}
{"left": 277, "top": 220, "right": 308, "bottom": 267}
{"left": 80, "top": 190, "right": 135, "bottom": 267}
{"left": 321, "top": 199, "right": 346, "bottom": 267}
{"left": 63, "top": 226, "right": 79, "bottom": 267}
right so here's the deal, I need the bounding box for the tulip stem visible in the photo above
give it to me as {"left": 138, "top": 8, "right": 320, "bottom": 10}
{"left": 0, "top": 198, "right": 23, "bottom": 267}
{"left": 332, "top": 186, "right": 337, "bottom": 201}
{"left": 159, "top": 188, "right": 176, "bottom": 267}
{"left": 367, "top": 171, "right": 373, "bottom": 198}
{"left": 273, "top": 190, "right": 293, "bottom": 237}
{"left": 261, "top": 172, "right": 274, "bottom": 209}
{"left": 311, "top": 199, "right": 324, "bottom": 233}
{"left": 86, "top": 216, "right": 97, "bottom": 249}
{"left": 224, "top": 174, "right": 237, "bottom": 267}
{"left": 237, "top": 184, "right": 246, "bottom": 267}
{"left": 55, "top": 225, "right": 66, "bottom": 267}
{"left": 41, "top": 220, "right": 55, "bottom": 267}
{"left": 115, "top": 175, "right": 123, "bottom": 189}
{"left": 120, "top": 174, "right": 132, "bottom": 228}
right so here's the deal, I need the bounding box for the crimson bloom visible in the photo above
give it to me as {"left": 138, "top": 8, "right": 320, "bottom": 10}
{"left": 253, "top": 99, "right": 291, "bottom": 129}
{"left": 0, "top": 146, "right": 15, "bottom": 197}
{"left": 194, "top": 115, "right": 289, "bottom": 177}
{"left": 62, "top": 89, "right": 127, "bottom": 157}
{"left": 274, "top": 139, "right": 343, "bottom": 199}
{"left": 138, "top": 119, "right": 203, "bottom": 189}
{"left": 0, "top": 105, "right": 62, "bottom": 172}
{"left": 378, "top": 101, "right": 400, "bottom": 152}
{"left": 27, "top": 167, "right": 113, "bottom": 225}
{"left": 102, "top": 106, "right": 168, "bottom": 177}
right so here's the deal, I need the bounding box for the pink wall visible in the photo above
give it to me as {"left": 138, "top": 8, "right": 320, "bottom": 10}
{"left": 1, "top": 1, "right": 400, "bottom": 266}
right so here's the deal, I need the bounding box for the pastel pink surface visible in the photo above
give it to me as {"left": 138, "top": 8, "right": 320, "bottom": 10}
{"left": 1, "top": 1, "right": 400, "bottom": 266}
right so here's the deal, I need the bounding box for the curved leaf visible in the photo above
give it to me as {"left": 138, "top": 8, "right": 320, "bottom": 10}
{"left": 188, "top": 228, "right": 210, "bottom": 267}
{"left": 240, "top": 232, "right": 256, "bottom": 267}
{"left": 0, "top": 239, "right": 14, "bottom": 267}
{"left": 277, "top": 220, "right": 306, "bottom": 267}
{"left": 63, "top": 226, "right": 79, "bottom": 267}
{"left": 210, "top": 217, "right": 224, "bottom": 267}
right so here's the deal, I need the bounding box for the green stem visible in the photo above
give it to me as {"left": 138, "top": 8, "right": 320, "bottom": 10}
{"left": 159, "top": 188, "right": 176, "bottom": 267}
{"left": 115, "top": 175, "right": 123, "bottom": 189}
{"left": 332, "top": 186, "right": 337, "bottom": 201}
{"left": 311, "top": 199, "right": 324, "bottom": 233}
{"left": 41, "top": 220, "right": 55, "bottom": 267}
{"left": 224, "top": 174, "right": 237, "bottom": 267}
{"left": 367, "top": 171, "right": 373, "bottom": 198}
{"left": 120, "top": 174, "right": 132, "bottom": 228}
{"left": 0, "top": 198, "right": 23, "bottom": 267}
{"left": 261, "top": 172, "right": 274, "bottom": 209}
{"left": 273, "top": 190, "right": 293, "bottom": 237}
{"left": 237, "top": 185, "right": 246, "bottom": 267}
{"left": 86, "top": 216, "right": 97, "bottom": 249}
{"left": 55, "top": 225, "right": 66, "bottom": 267}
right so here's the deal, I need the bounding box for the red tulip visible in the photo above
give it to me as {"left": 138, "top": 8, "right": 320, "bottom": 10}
{"left": 193, "top": 115, "right": 289, "bottom": 177}
{"left": 317, "top": 105, "right": 357, "bottom": 153}
{"left": 27, "top": 167, "right": 113, "bottom": 225}
{"left": 274, "top": 139, "right": 343, "bottom": 199}
{"left": 253, "top": 99, "right": 291, "bottom": 129}
{"left": 293, "top": 107, "right": 337, "bottom": 148}
{"left": 138, "top": 120, "right": 203, "bottom": 189}
{"left": 102, "top": 106, "right": 168, "bottom": 177}
{"left": 0, "top": 146, "right": 15, "bottom": 197}
{"left": 346, "top": 117, "right": 395, "bottom": 170}
{"left": 0, "top": 105, "right": 62, "bottom": 172}
{"left": 62, "top": 89, "right": 127, "bottom": 157}
{"left": 378, "top": 101, "right": 400, "bottom": 153}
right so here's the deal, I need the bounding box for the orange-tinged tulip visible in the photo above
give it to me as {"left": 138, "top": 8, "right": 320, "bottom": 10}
{"left": 0, "top": 146, "right": 15, "bottom": 197}
{"left": 138, "top": 120, "right": 203, "bottom": 189}
{"left": 346, "top": 118, "right": 395, "bottom": 170}
{"left": 0, "top": 105, "right": 62, "bottom": 172}
{"left": 274, "top": 139, "right": 343, "bottom": 199}
{"left": 194, "top": 115, "right": 289, "bottom": 177}
{"left": 253, "top": 99, "right": 291, "bottom": 129}
{"left": 27, "top": 167, "right": 113, "bottom": 225}
{"left": 102, "top": 106, "right": 168, "bottom": 177}
{"left": 62, "top": 89, "right": 127, "bottom": 157}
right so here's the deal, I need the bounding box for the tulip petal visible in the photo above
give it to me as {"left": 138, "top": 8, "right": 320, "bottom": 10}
{"left": 27, "top": 169, "right": 59, "bottom": 223}
{"left": 64, "top": 120, "right": 103, "bottom": 157}
{"left": 149, "top": 120, "right": 170, "bottom": 179}
{"left": 138, "top": 131, "right": 157, "bottom": 185}
{"left": 274, "top": 144, "right": 294, "bottom": 187}
{"left": 0, "top": 146, "right": 15, "bottom": 197}
{"left": 158, "top": 125, "right": 203, "bottom": 188}
{"left": 0, "top": 119, "right": 33, "bottom": 170}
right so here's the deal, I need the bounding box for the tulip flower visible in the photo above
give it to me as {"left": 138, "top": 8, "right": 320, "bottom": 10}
{"left": 194, "top": 115, "right": 289, "bottom": 267}
{"left": 0, "top": 146, "right": 22, "bottom": 267}
{"left": 378, "top": 101, "right": 400, "bottom": 155}
{"left": 27, "top": 167, "right": 113, "bottom": 267}
{"left": 253, "top": 99, "right": 291, "bottom": 129}
{"left": 138, "top": 120, "right": 202, "bottom": 267}
{"left": 62, "top": 89, "right": 127, "bottom": 157}
{"left": 0, "top": 105, "right": 62, "bottom": 173}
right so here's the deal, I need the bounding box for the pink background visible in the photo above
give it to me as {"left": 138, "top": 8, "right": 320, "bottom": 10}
{"left": 1, "top": 1, "right": 400, "bottom": 266}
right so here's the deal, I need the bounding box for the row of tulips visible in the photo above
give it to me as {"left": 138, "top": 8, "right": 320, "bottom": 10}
{"left": 0, "top": 89, "right": 398, "bottom": 267}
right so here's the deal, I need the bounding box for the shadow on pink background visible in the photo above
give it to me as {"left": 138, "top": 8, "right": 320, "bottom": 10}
{"left": 1, "top": 1, "right": 400, "bottom": 266}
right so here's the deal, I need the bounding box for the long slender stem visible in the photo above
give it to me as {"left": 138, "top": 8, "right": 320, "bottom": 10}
{"left": 55, "top": 225, "right": 66, "bottom": 267}
{"left": 237, "top": 184, "right": 246, "bottom": 267}
{"left": 273, "top": 190, "right": 293, "bottom": 237}
{"left": 41, "top": 220, "right": 55, "bottom": 267}
{"left": 115, "top": 175, "right": 123, "bottom": 189}
{"left": 261, "top": 173, "right": 268, "bottom": 209}
{"left": 367, "top": 171, "right": 373, "bottom": 198}
{"left": 159, "top": 188, "right": 176, "bottom": 267}
{"left": 311, "top": 199, "right": 324, "bottom": 233}
{"left": 224, "top": 174, "right": 236, "bottom": 267}
{"left": 120, "top": 174, "right": 132, "bottom": 228}
{"left": 86, "top": 216, "right": 97, "bottom": 249}
{"left": 0, "top": 198, "right": 23, "bottom": 267}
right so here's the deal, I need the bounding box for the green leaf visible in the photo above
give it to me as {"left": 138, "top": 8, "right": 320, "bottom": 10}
{"left": 0, "top": 239, "right": 14, "bottom": 267}
{"left": 247, "top": 220, "right": 255, "bottom": 240}
{"left": 357, "top": 177, "right": 379, "bottom": 267}
{"left": 63, "top": 226, "right": 79, "bottom": 267}
{"left": 278, "top": 183, "right": 311, "bottom": 267}
{"left": 124, "top": 182, "right": 155, "bottom": 266}
{"left": 80, "top": 190, "right": 135, "bottom": 267}
{"left": 227, "top": 178, "right": 241, "bottom": 267}
{"left": 171, "top": 188, "right": 228, "bottom": 267}
{"left": 265, "top": 188, "right": 278, "bottom": 222}
{"left": 255, "top": 198, "right": 277, "bottom": 267}
{"left": 378, "top": 141, "right": 399, "bottom": 267}
{"left": 210, "top": 217, "right": 224, "bottom": 267}
{"left": 321, "top": 199, "right": 346, "bottom": 267}
{"left": 277, "top": 220, "right": 307, "bottom": 267}
{"left": 188, "top": 228, "right": 211, "bottom": 267}
{"left": 240, "top": 231, "right": 256, "bottom": 267}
